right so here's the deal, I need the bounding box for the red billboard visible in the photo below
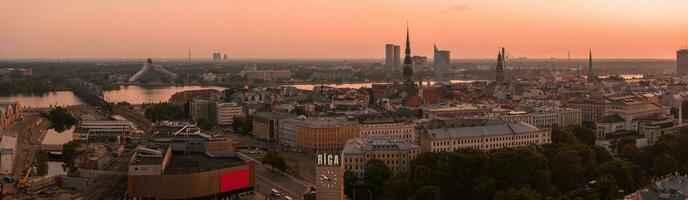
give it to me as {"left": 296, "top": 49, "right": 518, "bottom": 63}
{"left": 220, "top": 168, "right": 250, "bottom": 192}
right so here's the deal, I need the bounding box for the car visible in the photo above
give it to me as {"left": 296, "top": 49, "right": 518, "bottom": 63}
{"left": 271, "top": 189, "right": 281, "bottom": 197}
{"left": 284, "top": 196, "right": 293, "bottom": 200}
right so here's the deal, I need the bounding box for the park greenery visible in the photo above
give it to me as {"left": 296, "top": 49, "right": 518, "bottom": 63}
{"left": 35, "top": 152, "right": 49, "bottom": 176}
{"left": 262, "top": 150, "right": 288, "bottom": 172}
{"left": 43, "top": 106, "right": 77, "bottom": 132}
{"left": 144, "top": 103, "right": 185, "bottom": 122}
{"left": 345, "top": 125, "right": 688, "bottom": 200}
{"left": 231, "top": 116, "right": 253, "bottom": 135}
{"left": 197, "top": 118, "right": 214, "bottom": 131}
{"left": 62, "top": 140, "right": 80, "bottom": 173}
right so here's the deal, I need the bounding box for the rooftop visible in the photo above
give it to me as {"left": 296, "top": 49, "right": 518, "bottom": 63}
{"left": 342, "top": 138, "right": 419, "bottom": 154}
{"left": 425, "top": 120, "right": 542, "bottom": 140}
{"left": 164, "top": 152, "right": 246, "bottom": 175}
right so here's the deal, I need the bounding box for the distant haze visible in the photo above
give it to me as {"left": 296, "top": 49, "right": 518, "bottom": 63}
{"left": 1, "top": 0, "right": 687, "bottom": 59}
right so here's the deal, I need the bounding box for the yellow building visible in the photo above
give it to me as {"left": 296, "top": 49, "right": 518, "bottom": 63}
{"left": 296, "top": 117, "right": 359, "bottom": 153}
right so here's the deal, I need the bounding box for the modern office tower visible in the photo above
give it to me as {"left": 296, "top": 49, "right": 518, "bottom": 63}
{"left": 677, "top": 48, "right": 688, "bottom": 75}
{"left": 433, "top": 44, "right": 450, "bottom": 82}
{"left": 212, "top": 52, "right": 224, "bottom": 62}
{"left": 223, "top": 54, "right": 228, "bottom": 61}
{"left": 385, "top": 44, "right": 400, "bottom": 71}
{"left": 393, "top": 45, "right": 401, "bottom": 70}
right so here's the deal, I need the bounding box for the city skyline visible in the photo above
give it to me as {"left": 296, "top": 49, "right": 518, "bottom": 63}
{"left": 2, "top": 0, "right": 688, "bottom": 59}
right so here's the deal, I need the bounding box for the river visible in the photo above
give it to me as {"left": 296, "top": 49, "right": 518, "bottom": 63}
{"left": 0, "top": 81, "right": 482, "bottom": 107}
{"left": 0, "top": 85, "right": 226, "bottom": 107}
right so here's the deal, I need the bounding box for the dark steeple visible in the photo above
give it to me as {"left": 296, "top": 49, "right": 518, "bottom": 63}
{"left": 588, "top": 49, "right": 594, "bottom": 81}
{"left": 402, "top": 23, "right": 413, "bottom": 80}
{"left": 496, "top": 50, "right": 504, "bottom": 84}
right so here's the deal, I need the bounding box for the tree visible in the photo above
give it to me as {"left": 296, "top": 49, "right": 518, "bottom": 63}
{"left": 572, "top": 126, "right": 596, "bottom": 146}
{"left": 551, "top": 126, "right": 578, "bottom": 144}
{"left": 197, "top": 117, "right": 214, "bottom": 131}
{"left": 591, "top": 175, "right": 619, "bottom": 200}
{"left": 35, "top": 152, "right": 49, "bottom": 176}
{"left": 484, "top": 148, "right": 551, "bottom": 193}
{"left": 551, "top": 149, "right": 586, "bottom": 192}
{"left": 262, "top": 150, "right": 287, "bottom": 172}
{"left": 232, "top": 116, "right": 253, "bottom": 135}
{"left": 344, "top": 170, "right": 358, "bottom": 199}
{"left": 413, "top": 185, "right": 442, "bottom": 200}
{"left": 144, "top": 103, "right": 185, "bottom": 121}
{"left": 45, "top": 106, "right": 77, "bottom": 132}
{"left": 651, "top": 153, "right": 678, "bottom": 177}
{"left": 62, "top": 141, "right": 80, "bottom": 173}
{"left": 592, "top": 146, "right": 613, "bottom": 164}
{"left": 595, "top": 159, "right": 644, "bottom": 193}
{"left": 364, "top": 159, "right": 391, "bottom": 198}
{"left": 494, "top": 188, "right": 541, "bottom": 200}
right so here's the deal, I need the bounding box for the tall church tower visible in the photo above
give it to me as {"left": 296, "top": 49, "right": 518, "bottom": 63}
{"left": 496, "top": 50, "right": 504, "bottom": 85}
{"left": 402, "top": 25, "right": 413, "bottom": 81}
{"left": 588, "top": 49, "right": 595, "bottom": 81}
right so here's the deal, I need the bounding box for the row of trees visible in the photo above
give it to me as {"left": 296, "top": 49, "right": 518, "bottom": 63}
{"left": 262, "top": 150, "right": 288, "bottom": 172}
{"left": 345, "top": 126, "right": 688, "bottom": 200}
{"left": 143, "top": 103, "right": 185, "bottom": 122}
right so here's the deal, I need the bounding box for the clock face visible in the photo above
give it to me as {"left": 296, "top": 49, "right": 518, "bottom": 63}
{"left": 318, "top": 170, "right": 338, "bottom": 189}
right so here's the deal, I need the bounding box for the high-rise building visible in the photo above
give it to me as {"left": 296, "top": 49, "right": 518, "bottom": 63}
{"left": 393, "top": 45, "right": 401, "bottom": 70}
{"left": 433, "top": 44, "right": 450, "bottom": 82}
{"left": 677, "top": 48, "right": 688, "bottom": 75}
{"left": 385, "top": 44, "right": 400, "bottom": 71}
{"left": 212, "top": 52, "right": 222, "bottom": 62}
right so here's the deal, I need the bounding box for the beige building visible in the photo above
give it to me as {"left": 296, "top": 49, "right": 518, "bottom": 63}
{"left": 295, "top": 117, "right": 359, "bottom": 153}
{"left": 252, "top": 112, "right": 292, "bottom": 142}
{"left": 215, "top": 102, "right": 244, "bottom": 126}
{"left": 500, "top": 107, "right": 582, "bottom": 128}
{"left": 419, "top": 119, "right": 551, "bottom": 153}
{"left": 564, "top": 97, "right": 607, "bottom": 123}
{"left": 356, "top": 114, "right": 417, "bottom": 144}
{"left": 342, "top": 138, "right": 420, "bottom": 179}
{"left": 240, "top": 70, "right": 291, "bottom": 82}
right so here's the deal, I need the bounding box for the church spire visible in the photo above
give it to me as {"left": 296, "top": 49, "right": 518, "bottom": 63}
{"left": 402, "top": 23, "right": 413, "bottom": 80}
{"left": 405, "top": 23, "right": 411, "bottom": 56}
{"left": 496, "top": 50, "right": 504, "bottom": 85}
{"left": 588, "top": 49, "right": 594, "bottom": 81}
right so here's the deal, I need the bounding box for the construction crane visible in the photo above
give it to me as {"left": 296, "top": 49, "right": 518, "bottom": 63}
{"left": 17, "top": 159, "right": 37, "bottom": 190}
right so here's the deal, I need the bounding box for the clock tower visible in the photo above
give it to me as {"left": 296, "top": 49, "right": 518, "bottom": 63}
{"left": 314, "top": 152, "right": 344, "bottom": 200}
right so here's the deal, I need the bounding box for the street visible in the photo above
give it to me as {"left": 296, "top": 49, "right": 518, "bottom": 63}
{"left": 255, "top": 164, "right": 309, "bottom": 200}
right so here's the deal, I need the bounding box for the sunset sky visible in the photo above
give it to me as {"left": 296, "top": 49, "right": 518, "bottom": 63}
{"left": 1, "top": 0, "right": 687, "bottom": 59}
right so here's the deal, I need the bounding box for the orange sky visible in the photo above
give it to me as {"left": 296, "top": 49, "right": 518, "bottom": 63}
{"left": 1, "top": 0, "right": 687, "bottom": 59}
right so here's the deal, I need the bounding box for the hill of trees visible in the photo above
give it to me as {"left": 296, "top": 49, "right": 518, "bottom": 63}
{"left": 345, "top": 126, "right": 688, "bottom": 200}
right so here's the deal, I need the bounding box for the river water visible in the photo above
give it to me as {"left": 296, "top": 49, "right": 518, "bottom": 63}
{"left": 0, "top": 81, "right": 481, "bottom": 107}
{"left": 0, "top": 85, "right": 226, "bottom": 107}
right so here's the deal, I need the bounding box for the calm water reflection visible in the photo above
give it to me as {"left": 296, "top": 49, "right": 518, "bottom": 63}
{"left": 103, "top": 85, "right": 226, "bottom": 104}
{"left": 0, "top": 91, "right": 85, "bottom": 108}
{"left": 0, "top": 82, "right": 485, "bottom": 107}
{"left": 42, "top": 127, "right": 74, "bottom": 145}
{"left": 0, "top": 85, "right": 227, "bottom": 107}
